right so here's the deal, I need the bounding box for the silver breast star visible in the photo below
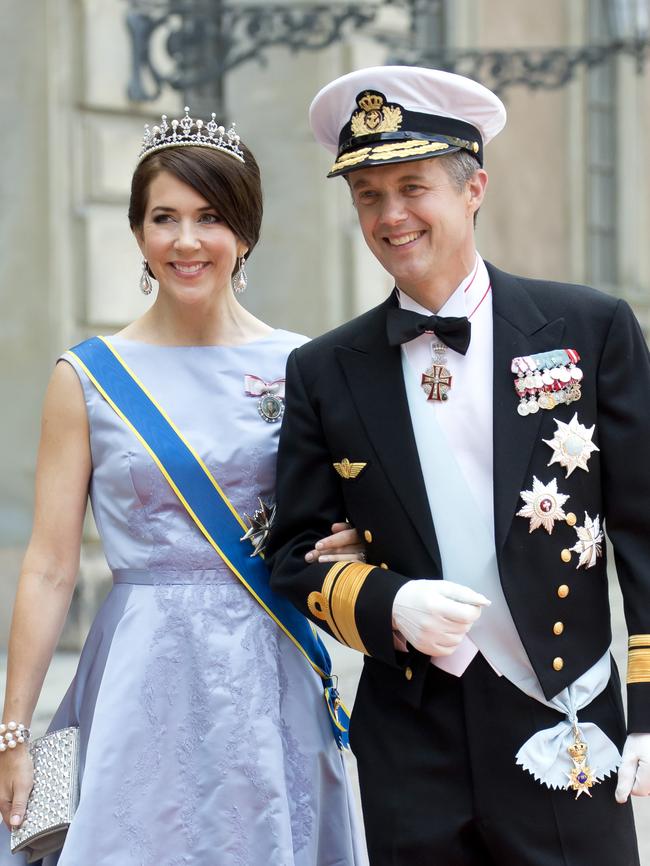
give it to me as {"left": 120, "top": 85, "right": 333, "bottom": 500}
{"left": 517, "top": 477, "right": 569, "bottom": 534}
{"left": 570, "top": 512, "right": 604, "bottom": 569}
{"left": 543, "top": 412, "right": 599, "bottom": 477}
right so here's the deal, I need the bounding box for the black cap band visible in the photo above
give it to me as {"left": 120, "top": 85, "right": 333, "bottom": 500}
{"left": 337, "top": 92, "right": 483, "bottom": 165}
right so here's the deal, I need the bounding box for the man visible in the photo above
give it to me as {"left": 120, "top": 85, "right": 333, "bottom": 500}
{"left": 267, "top": 66, "right": 650, "bottom": 865}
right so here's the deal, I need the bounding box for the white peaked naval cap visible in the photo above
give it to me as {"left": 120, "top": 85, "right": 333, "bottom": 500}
{"left": 309, "top": 65, "right": 506, "bottom": 177}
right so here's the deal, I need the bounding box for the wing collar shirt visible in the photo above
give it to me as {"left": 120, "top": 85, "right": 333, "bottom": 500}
{"left": 397, "top": 253, "right": 492, "bottom": 673}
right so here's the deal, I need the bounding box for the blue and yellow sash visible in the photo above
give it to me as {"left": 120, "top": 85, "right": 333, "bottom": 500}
{"left": 69, "top": 336, "right": 349, "bottom": 749}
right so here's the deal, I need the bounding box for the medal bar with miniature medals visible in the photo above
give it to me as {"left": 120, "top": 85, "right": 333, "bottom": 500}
{"left": 511, "top": 349, "right": 583, "bottom": 416}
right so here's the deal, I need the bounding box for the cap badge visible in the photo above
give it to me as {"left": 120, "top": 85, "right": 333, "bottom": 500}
{"left": 351, "top": 90, "right": 403, "bottom": 138}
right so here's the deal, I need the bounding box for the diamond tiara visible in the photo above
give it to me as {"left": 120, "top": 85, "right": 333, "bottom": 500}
{"left": 138, "top": 107, "right": 245, "bottom": 165}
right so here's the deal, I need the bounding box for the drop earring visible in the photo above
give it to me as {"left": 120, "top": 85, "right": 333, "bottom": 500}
{"left": 140, "top": 259, "right": 153, "bottom": 295}
{"left": 232, "top": 256, "right": 247, "bottom": 293}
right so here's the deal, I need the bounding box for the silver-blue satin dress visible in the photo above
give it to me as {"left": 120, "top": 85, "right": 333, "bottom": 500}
{"left": 1, "top": 331, "right": 365, "bottom": 866}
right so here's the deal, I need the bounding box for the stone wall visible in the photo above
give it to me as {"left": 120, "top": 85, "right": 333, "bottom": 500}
{"left": 1, "top": 0, "right": 649, "bottom": 648}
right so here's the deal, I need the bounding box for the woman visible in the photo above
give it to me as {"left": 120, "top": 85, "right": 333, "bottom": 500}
{"left": 0, "top": 110, "right": 367, "bottom": 865}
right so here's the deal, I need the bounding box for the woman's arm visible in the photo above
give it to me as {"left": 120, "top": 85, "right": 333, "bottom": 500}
{"left": 0, "top": 360, "right": 91, "bottom": 828}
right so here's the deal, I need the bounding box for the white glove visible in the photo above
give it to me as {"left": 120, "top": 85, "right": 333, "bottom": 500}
{"left": 615, "top": 733, "right": 650, "bottom": 803}
{"left": 392, "top": 579, "right": 490, "bottom": 657}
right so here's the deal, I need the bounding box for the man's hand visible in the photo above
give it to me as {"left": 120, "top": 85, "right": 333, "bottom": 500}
{"left": 392, "top": 579, "right": 490, "bottom": 657}
{"left": 615, "top": 733, "right": 650, "bottom": 803}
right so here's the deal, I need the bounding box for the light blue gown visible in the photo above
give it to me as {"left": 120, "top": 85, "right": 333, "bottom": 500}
{"left": 1, "top": 331, "right": 365, "bottom": 866}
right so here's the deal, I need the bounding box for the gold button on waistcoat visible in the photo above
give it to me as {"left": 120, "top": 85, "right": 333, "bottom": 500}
{"left": 364, "top": 530, "right": 373, "bottom": 544}
{"left": 553, "top": 621, "right": 564, "bottom": 636}
{"left": 553, "top": 657, "right": 564, "bottom": 671}
{"left": 557, "top": 584, "right": 570, "bottom": 598}
{"left": 560, "top": 549, "right": 572, "bottom": 563}
{"left": 405, "top": 666, "right": 413, "bottom": 681}
{"left": 565, "top": 512, "right": 577, "bottom": 527}
{"left": 380, "top": 562, "right": 388, "bottom": 569}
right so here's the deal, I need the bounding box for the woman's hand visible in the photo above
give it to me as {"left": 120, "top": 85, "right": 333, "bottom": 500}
{"left": 0, "top": 747, "right": 34, "bottom": 830}
{"left": 305, "top": 522, "right": 366, "bottom": 563}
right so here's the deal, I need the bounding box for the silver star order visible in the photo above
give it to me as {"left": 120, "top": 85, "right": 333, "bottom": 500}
{"left": 517, "top": 477, "right": 570, "bottom": 534}
{"left": 570, "top": 512, "right": 603, "bottom": 569}
{"left": 240, "top": 498, "right": 276, "bottom": 557}
{"left": 543, "top": 412, "right": 600, "bottom": 477}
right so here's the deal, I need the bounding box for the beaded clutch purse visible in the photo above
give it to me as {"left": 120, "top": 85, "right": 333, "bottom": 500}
{"left": 10, "top": 726, "right": 80, "bottom": 863}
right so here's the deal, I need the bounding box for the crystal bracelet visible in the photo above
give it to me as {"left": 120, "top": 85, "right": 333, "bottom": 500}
{"left": 0, "top": 722, "right": 31, "bottom": 752}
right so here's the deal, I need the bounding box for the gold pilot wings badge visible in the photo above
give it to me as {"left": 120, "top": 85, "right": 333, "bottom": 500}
{"left": 333, "top": 458, "right": 367, "bottom": 480}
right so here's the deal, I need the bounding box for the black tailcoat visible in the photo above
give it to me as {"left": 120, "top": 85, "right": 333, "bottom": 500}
{"left": 268, "top": 262, "right": 650, "bottom": 733}
{"left": 268, "top": 263, "right": 650, "bottom": 861}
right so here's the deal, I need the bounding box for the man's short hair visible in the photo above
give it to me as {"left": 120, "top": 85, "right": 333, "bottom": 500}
{"left": 439, "top": 151, "right": 481, "bottom": 225}
{"left": 439, "top": 150, "right": 481, "bottom": 192}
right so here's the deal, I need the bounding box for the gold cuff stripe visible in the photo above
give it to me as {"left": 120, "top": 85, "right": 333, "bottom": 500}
{"left": 321, "top": 560, "right": 349, "bottom": 597}
{"left": 329, "top": 563, "right": 374, "bottom": 655}
{"left": 627, "top": 647, "right": 650, "bottom": 684}
{"left": 320, "top": 560, "right": 349, "bottom": 645}
{"left": 308, "top": 561, "right": 375, "bottom": 653}
{"left": 307, "top": 562, "right": 349, "bottom": 644}
{"left": 307, "top": 590, "right": 333, "bottom": 625}
{"left": 628, "top": 634, "right": 650, "bottom": 649}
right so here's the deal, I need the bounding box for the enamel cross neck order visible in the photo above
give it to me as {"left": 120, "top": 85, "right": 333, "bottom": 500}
{"left": 419, "top": 274, "right": 491, "bottom": 403}
{"left": 421, "top": 341, "right": 453, "bottom": 401}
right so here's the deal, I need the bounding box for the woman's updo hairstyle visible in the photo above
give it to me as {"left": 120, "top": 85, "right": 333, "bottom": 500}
{"left": 128, "top": 141, "right": 263, "bottom": 260}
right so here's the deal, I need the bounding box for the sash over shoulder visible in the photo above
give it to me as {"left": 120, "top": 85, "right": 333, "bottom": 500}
{"left": 68, "top": 336, "right": 350, "bottom": 749}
